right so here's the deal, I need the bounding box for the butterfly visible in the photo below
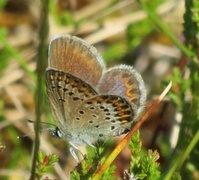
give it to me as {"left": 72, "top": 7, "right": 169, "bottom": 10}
{"left": 46, "top": 34, "right": 146, "bottom": 160}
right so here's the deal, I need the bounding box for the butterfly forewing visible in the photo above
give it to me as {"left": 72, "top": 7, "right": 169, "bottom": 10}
{"left": 48, "top": 35, "right": 105, "bottom": 87}
{"left": 46, "top": 69, "right": 98, "bottom": 134}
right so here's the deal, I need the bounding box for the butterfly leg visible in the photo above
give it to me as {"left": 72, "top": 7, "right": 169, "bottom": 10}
{"left": 69, "top": 143, "right": 84, "bottom": 162}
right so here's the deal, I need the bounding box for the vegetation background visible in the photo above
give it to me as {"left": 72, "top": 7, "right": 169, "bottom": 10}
{"left": 0, "top": 0, "right": 198, "bottom": 179}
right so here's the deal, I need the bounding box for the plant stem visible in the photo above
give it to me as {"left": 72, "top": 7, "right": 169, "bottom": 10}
{"left": 30, "top": 0, "right": 49, "bottom": 179}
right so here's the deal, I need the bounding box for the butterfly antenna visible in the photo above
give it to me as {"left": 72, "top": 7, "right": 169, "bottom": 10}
{"left": 27, "top": 119, "right": 57, "bottom": 128}
{"left": 18, "top": 120, "right": 58, "bottom": 139}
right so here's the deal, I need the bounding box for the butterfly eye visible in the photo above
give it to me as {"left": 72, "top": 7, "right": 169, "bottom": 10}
{"left": 50, "top": 127, "right": 63, "bottom": 138}
{"left": 56, "top": 128, "right": 63, "bottom": 138}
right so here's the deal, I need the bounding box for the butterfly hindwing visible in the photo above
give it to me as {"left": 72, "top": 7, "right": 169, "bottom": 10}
{"left": 66, "top": 94, "right": 136, "bottom": 144}
{"left": 97, "top": 65, "right": 146, "bottom": 118}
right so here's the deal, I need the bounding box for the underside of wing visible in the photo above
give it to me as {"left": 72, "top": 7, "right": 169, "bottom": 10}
{"left": 69, "top": 94, "right": 136, "bottom": 145}
{"left": 97, "top": 65, "right": 146, "bottom": 118}
{"left": 46, "top": 69, "right": 98, "bottom": 131}
{"left": 48, "top": 34, "right": 105, "bottom": 87}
